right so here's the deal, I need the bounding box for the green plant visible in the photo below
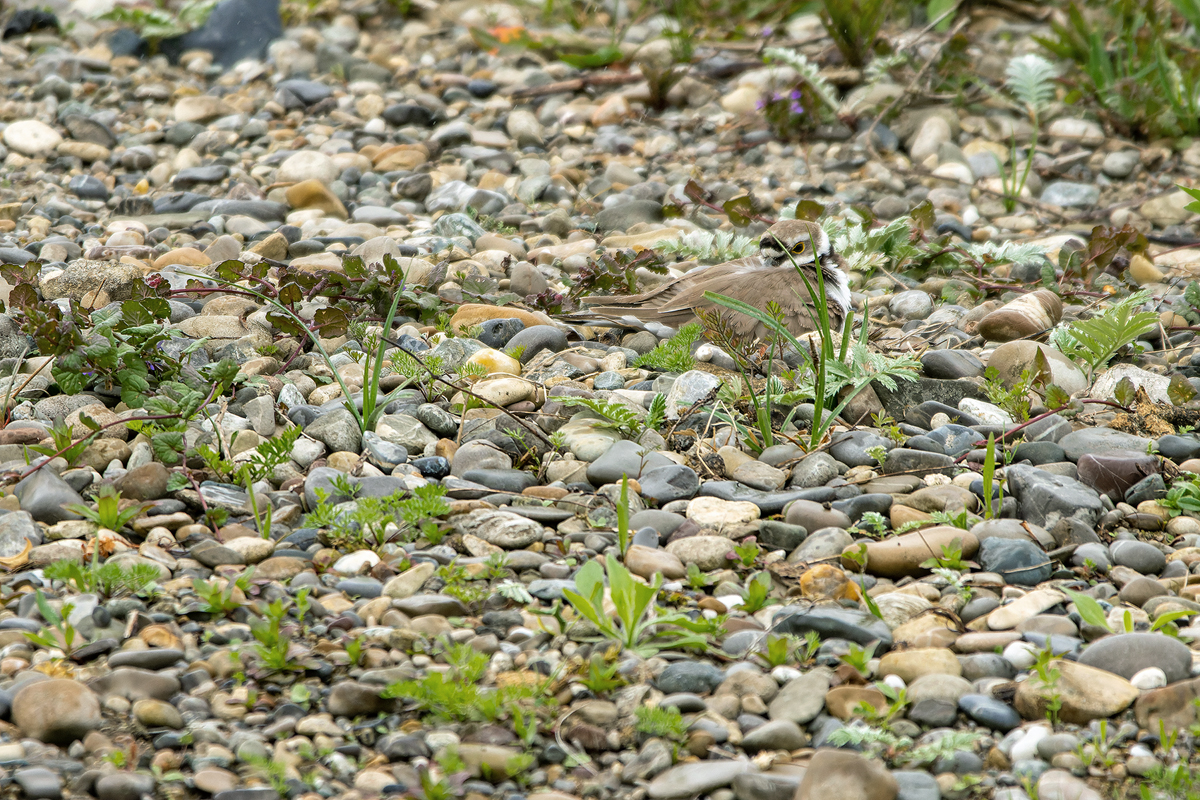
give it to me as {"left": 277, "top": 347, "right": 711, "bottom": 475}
{"left": 656, "top": 231, "right": 757, "bottom": 263}
{"left": 741, "top": 571, "right": 775, "bottom": 613}
{"left": 1161, "top": 475, "right": 1200, "bottom": 518}
{"left": 993, "top": 54, "right": 1058, "bottom": 213}
{"left": 1039, "top": 0, "right": 1200, "bottom": 139}
{"left": 865, "top": 445, "right": 888, "bottom": 466}
{"left": 44, "top": 558, "right": 159, "bottom": 599}
{"left": 929, "top": 509, "right": 972, "bottom": 530}
{"left": 983, "top": 365, "right": 1036, "bottom": 422}
{"left": 97, "top": 0, "right": 215, "bottom": 51}
{"left": 644, "top": 394, "right": 667, "bottom": 432}
{"left": 27, "top": 420, "right": 91, "bottom": 469}
{"left": 861, "top": 682, "right": 908, "bottom": 727}
{"left": 759, "top": 49, "right": 840, "bottom": 138}
{"left": 192, "top": 568, "right": 254, "bottom": 617}
{"left": 731, "top": 540, "right": 761, "bottom": 568}
{"left": 851, "top": 511, "right": 890, "bottom": 539}
{"left": 483, "top": 553, "right": 511, "bottom": 581}
{"left": 1049, "top": 290, "right": 1158, "bottom": 380}
{"left": 577, "top": 656, "right": 625, "bottom": 695}
{"left": 306, "top": 484, "right": 449, "bottom": 551}
{"left": 799, "top": 630, "right": 822, "bottom": 662}
{"left": 616, "top": 476, "right": 632, "bottom": 554}
{"left": 65, "top": 485, "right": 150, "bottom": 532}
{"left": 826, "top": 723, "right": 912, "bottom": 757}
{"left": 839, "top": 642, "right": 875, "bottom": 676}
{"left": 562, "top": 558, "right": 711, "bottom": 657}
{"left": 634, "top": 705, "right": 689, "bottom": 742}
{"left": 1064, "top": 587, "right": 1111, "bottom": 631}
{"left": 559, "top": 397, "right": 653, "bottom": 439}
{"left": 244, "top": 753, "right": 291, "bottom": 796}
{"left": 382, "top": 643, "right": 546, "bottom": 724}
{"left": 981, "top": 433, "right": 1002, "bottom": 520}
{"left": 25, "top": 590, "right": 78, "bottom": 657}
{"left": 907, "top": 731, "right": 987, "bottom": 765}
{"left": 819, "top": 0, "right": 888, "bottom": 67}
{"left": 1141, "top": 763, "right": 1200, "bottom": 800}
{"left": 685, "top": 563, "right": 714, "bottom": 590}
{"left": 920, "top": 540, "right": 972, "bottom": 571}
{"left": 436, "top": 561, "right": 488, "bottom": 609}
{"left": 1032, "top": 645, "right": 1064, "bottom": 725}
{"left": 755, "top": 634, "right": 795, "bottom": 668}
{"left": 632, "top": 323, "right": 703, "bottom": 374}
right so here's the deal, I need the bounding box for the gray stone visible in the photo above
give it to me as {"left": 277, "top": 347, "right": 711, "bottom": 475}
{"left": 1040, "top": 181, "right": 1100, "bottom": 207}
{"left": 741, "top": 720, "right": 807, "bottom": 752}
{"left": 587, "top": 439, "right": 673, "bottom": 485}
{"left": 894, "top": 771, "right": 941, "bottom": 800}
{"left": 1059, "top": 428, "right": 1151, "bottom": 462}
{"left": 655, "top": 661, "right": 725, "bottom": 694}
{"left": 304, "top": 407, "right": 362, "bottom": 454}
{"left": 774, "top": 605, "right": 893, "bottom": 649}
{"left": 790, "top": 452, "right": 839, "bottom": 488}
{"left": 1077, "top": 632, "right": 1192, "bottom": 684}
{"left": 639, "top": 465, "right": 700, "bottom": 504}
{"left": 506, "top": 326, "right": 567, "bottom": 363}
{"left": 767, "top": 667, "right": 832, "bottom": 724}
{"left": 594, "top": 200, "right": 663, "bottom": 232}
{"left": 1109, "top": 540, "right": 1167, "bottom": 575}
{"left": 95, "top": 773, "right": 155, "bottom": 800}
{"left": 978, "top": 538, "right": 1051, "bottom": 586}
{"left": 14, "top": 471, "right": 84, "bottom": 524}
{"left": 14, "top": 768, "right": 62, "bottom": 800}
{"left": 451, "top": 509, "right": 544, "bottom": 549}
{"left": 1006, "top": 464, "right": 1104, "bottom": 530}
{"left": 665, "top": 370, "right": 723, "bottom": 419}
{"left": 889, "top": 290, "right": 933, "bottom": 321}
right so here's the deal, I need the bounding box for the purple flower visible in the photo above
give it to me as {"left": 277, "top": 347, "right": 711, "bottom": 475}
{"left": 762, "top": 25, "right": 773, "bottom": 37}
{"left": 790, "top": 101, "right": 805, "bottom": 115}
{"left": 789, "top": 88, "right": 803, "bottom": 100}
{"left": 756, "top": 98, "right": 766, "bottom": 110}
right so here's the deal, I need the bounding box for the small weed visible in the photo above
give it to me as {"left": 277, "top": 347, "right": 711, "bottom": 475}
{"left": 634, "top": 705, "right": 688, "bottom": 742}
{"left": 65, "top": 485, "right": 150, "bottom": 532}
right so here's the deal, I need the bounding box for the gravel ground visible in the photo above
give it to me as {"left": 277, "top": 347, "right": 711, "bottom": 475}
{"left": 0, "top": 3, "right": 1195, "bottom": 800}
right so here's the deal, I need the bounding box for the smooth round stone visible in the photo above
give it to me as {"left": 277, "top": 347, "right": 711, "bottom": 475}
{"left": 656, "top": 661, "right": 725, "bottom": 695}
{"left": 890, "top": 290, "right": 933, "bottom": 321}
{"left": 958, "top": 694, "right": 1021, "bottom": 731}
{"left": 1109, "top": 540, "right": 1167, "bottom": 575}
{"left": 659, "top": 693, "right": 707, "bottom": 712}
{"left": 1131, "top": 667, "right": 1167, "bottom": 690}
{"left": 1076, "top": 632, "right": 1192, "bottom": 684}
{"left": 979, "top": 538, "right": 1052, "bottom": 585}
{"left": 593, "top": 371, "right": 626, "bottom": 390}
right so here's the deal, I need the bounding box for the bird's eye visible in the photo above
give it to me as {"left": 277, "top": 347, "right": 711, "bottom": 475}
{"left": 791, "top": 242, "right": 807, "bottom": 254}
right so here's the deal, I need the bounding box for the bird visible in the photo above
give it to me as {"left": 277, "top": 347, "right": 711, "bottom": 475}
{"left": 568, "top": 219, "right": 850, "bottom": 341}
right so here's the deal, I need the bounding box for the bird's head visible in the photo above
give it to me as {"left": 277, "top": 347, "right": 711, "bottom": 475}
{"left": 759, "top": 219, "right": 850, "bottom": 312}
{"left": 758, "top": 219, "right": 831, "bottom": 269}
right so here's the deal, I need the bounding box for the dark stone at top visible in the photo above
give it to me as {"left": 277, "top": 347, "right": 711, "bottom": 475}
{"left": 978, "top": 537, "right": 1052, "bottom": 586}
{"left": 383, "top": 104, "right": 436, "bottom": 127}
{"left": 173, "top": 165, "right": 230, "bottom": 186}
{"left": 1006, "top": 464, "right": 1104, "bottom": 529}
{"left": 467, "top": 79, "right": 498, "bottom": 98}
{"left": 4, "top": 9, "right": 59, "bottom": 38}
{"left": 655, "top": 661, "right": 725, "bottom": 695}
{"left": 68, "top": 175, "right": 109, "bottom": 200}
{"left": 907, "top": 401, "right": 982, "bottom": 430}
{"left": 593, "top": 199, "right": 663, "bottom": 232}
{"left": 774, "top": 605, "right": 893, "bottom": 650}
{"left": 477, "top": 318, "right": 526, "bottom": 349}
{"left": 920, "top": 349, "right": 986, "bottom": 379}
{"left": 276, "top": 79, "right": 333, "bottom": 105}
{"left": 154, "top": 192, "right": 209, "bottom": 214}
{"left": 157, "top": 0, "right": 282, "bottom": 66}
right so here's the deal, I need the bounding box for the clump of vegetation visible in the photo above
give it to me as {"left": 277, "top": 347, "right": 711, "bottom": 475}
{"left": 632, "top": 323, "right": 704, "bottom": 373}
{"left": 1049, "top": 290, "right": 1159, "bottom": 380}
{"left": 634, "top": 705, "right": 689, "bottom": 741}
{"left": 382, "top": 642, "right": 548, "bottom": 724}
{"left": 65, "top": 485, "right": 151, "bottom": 532}
{"left": 1039, "top": 0, "right": 1200, "bottom": 139}
{"left": 304, "top": 484, "right": 450, "bottom": 550}
{"left": 44, "top": 558, "right": 159, "bottom": 599}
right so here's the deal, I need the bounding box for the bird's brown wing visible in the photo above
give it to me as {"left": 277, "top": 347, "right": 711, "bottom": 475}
{"left": 568, "top": 260, "right": 841, "bottom": 341}
{"left": 658, "top": 265, "right": 837, "bottom": 340}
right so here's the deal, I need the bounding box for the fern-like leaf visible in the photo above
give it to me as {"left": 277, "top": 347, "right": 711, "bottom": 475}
{"left": 1005, "top": 53, "right": 1058, "bottom": 116}
{"left": 1058, "top": 290, "right": 1158, "bottom": 378}
{"left": 632, "top": 323, "right": 703, "bottom": 373}
{"left": 645, "top": 393, "right": 667, "bottom": 432}
{"left": 559, "top": 397, "right": 646, "bottom": 438}
{"left": 656, "top": 231, "right": 757, "bottom": 263}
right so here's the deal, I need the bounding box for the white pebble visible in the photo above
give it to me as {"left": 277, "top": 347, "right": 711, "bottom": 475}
{"left": 1003, "top": 641, "right": 1039, "bottom": 670}
{"left": 771, "top": 666, "right": 802, "bottom": 684}
{"left": 1131, "top": 666, "right": 1167, "bottom": 690}
{"left": 1010, "top": 725, "right": 1049, "bottom": 762}
{"left": 881, "top": 674, "right": 907, "bottom": 692}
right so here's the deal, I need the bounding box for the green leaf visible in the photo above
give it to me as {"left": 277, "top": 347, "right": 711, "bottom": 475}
{"left": 1063, "top": 587, "right": 1112, "bottom": 632}
{"left": 151, "top": 432, "right": 185, "bottom": 465}
{"left": 723, "top": 196, "right": 755, "bottom": 227}
{"left": 1045, "top": 383, "right": 1071, "bottom": 410}
{"left": 1151, "top": 609, "right": 1195, "bottom": 632}
{"left": 1114, "top": 377, "right": 1136, "bottom": 407}
{"left": 35, "top": 590, "right": 61, "bottom": 626}
{"left": 1170, "top": 374, "right": 1197, "bottom": 406}
{"left": 791, "top": 200, "right": 826, "bottom": 222}
{"left": 558, "top": 44, "right": 622, "bottom": 69}
{"left": 927, "top": 0, "right": 957, "bottom": 30}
